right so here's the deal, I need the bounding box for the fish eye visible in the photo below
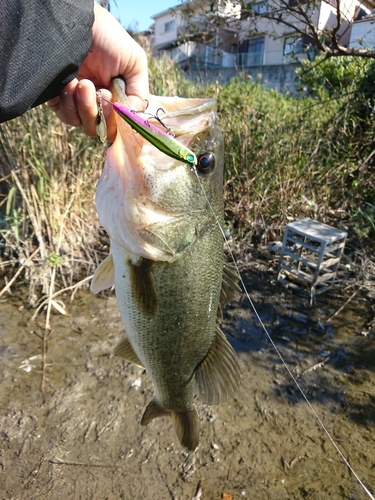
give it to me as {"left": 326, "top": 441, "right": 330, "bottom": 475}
{"left": 196, "top": 152, "right": 215, "bottom": 174}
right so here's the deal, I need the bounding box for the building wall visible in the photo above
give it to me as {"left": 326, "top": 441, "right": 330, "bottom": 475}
{"left": 186, "top": 62, "right": 301, "bottom": 93}
{"left": 317, "top": 0, "right": 361, "bottom": 46}
{"left": 153, "top": 10, "right": 183, "bottom": 49}
{"left": 350, "top": 18, "right": 375, "bottom": 48}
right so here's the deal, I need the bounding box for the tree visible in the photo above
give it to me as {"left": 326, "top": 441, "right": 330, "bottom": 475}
{"left": 178, "top": 0, "right": 375, "bottom": 60}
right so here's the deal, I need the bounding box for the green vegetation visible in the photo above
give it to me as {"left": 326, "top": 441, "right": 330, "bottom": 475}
{"left": 1, "top": 53, "right": 374, "bottom": 303}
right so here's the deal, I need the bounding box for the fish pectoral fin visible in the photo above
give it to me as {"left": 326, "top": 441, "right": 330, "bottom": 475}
{"left": 195, "top": 326, "right": 240, "bottom": 405}
{"left": 141, "top": 398, "right": 199, "bottom": 451}
{"left": 90, "top": 255, "right": 115, "bottom": 293}
{"left": 129, "top": 258, "right": 158, "bottom": 315}
{"left": 220, "top": 262, "right": 241, "bottom": 309}
{"left": 113, "top": 338, "right": 144, "bottom": 368}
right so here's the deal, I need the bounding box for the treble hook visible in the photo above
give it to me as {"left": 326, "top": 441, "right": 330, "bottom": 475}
{"left": 131, "top": 103, "right": 175, "bottom": 137}
{"left": 153, "top": 108, "right": 175, "bottom": 137}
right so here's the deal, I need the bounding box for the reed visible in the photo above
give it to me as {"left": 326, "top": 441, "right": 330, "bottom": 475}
{"left": 0, "top": 52, "right": 374, "bottom": 308}
{"left": 0, "top": 104, "right": 106, "bottom": 310}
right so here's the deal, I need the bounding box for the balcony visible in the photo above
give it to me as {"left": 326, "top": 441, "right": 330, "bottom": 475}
{"left": 163, "top": 42, "right": 236, "bottom": 69}
{"left": 236, "top": 48, "right": 313, "bottom": 67}
{"left": 236, "top": 51, "right": 264, "bottom": 67}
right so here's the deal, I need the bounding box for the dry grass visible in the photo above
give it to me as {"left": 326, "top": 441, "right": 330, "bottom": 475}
{"left": 1, "top": 55, "right": 374, "bottom": 312}
{"left": 0, "top": 105, "right": 107, "bottom": 315}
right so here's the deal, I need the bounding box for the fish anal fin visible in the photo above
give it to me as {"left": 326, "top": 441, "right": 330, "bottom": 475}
{"left": 129, "top": 258, "right": 158, "bottom": 315}
{"left": 90, "top": 255, "right": 115, "bottom": 294}
{"left": 220, "top": 262, "right": 241, "bottom": 309}
{"left": 195, "top": 326, "right": 240, "bottom": 405}
{"left": 113, "top": 337, "right": 144, "bottom": 368}
{"left": 141, "top": 398, "right": 170, "bottom": 426}
{"left": 141, "top": 398, "right": 199, "bottom": 451}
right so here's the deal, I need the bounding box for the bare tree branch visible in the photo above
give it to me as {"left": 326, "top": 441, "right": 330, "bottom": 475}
{"left": 178, "top": 0, "right": 375, "bottom": 59}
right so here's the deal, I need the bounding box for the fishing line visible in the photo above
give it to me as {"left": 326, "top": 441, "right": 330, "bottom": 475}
{"left": 192, "top": 168, "right": 375, "bottom": 500}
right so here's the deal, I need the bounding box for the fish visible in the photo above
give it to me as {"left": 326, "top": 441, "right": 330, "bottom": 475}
{"left": 91, "top": 77, "right": 240, "bottom": 451}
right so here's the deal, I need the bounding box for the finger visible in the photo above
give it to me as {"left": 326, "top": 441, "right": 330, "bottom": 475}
{"left": 76, "top": 80, "right": 98, "bottom": 137}
{"left": 120, "top": 44, "right": 149, "bottom": 111}
{"left": 55, "top": 79, "right": 81, "bottom": 127}
{"left": 47, "top": 95, "right": 60, "bottom": 112}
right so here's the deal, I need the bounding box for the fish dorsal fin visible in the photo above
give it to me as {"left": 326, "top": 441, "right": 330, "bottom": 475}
{"left": 90, "top": 255, "right": 115, "bottom": 294}
{"left": 220, "top": 262, "right": 241, "bottom": 309}
{"left": 113, "top": 337, "right": 144, "bottom": 368}
{"left": 141, "top": 398, "right": 199, "bottom": 451}
{"left": 129, "top": 258, "right": 158, "bottom": 315}
{"left": 195, "top": 327, "right": 240, "bottom": 405}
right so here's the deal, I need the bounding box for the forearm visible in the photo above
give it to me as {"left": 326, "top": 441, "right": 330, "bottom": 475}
{"left": 0, "top": 0, "right": 94, "bottom": 122}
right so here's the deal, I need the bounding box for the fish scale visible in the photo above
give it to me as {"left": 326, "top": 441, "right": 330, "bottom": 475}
{"left": 91, "top": 77, "right": 241, "bottom": 450}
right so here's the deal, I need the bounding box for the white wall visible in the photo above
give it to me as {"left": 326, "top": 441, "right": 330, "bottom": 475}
{"left": 153, "top": 11, "right": 183, "bottom": 49}
{"left": 350, "top": 18, "right": 375, "bottom": 48}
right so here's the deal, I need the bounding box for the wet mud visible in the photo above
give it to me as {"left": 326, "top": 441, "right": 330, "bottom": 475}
{"left": 1, "top": 264, "right": 375, "bottom": 499}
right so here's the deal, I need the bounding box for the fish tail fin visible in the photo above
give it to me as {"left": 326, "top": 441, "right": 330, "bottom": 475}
{"left": 171, "top": 409, "right": 199, "bottom": 451}
{"left": 141, "top": 398, "right": 199, "bottom": 451}
{"left": 141, "top": 398, "right": 170, "bottom": 426}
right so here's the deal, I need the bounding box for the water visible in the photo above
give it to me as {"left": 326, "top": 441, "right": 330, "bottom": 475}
{"left": 0, "top": 267, "right": 374, "bottom": 499}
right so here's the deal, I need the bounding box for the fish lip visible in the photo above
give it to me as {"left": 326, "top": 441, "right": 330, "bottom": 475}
{"left": 161, "top": 98, "right": 217, "bottom": 118}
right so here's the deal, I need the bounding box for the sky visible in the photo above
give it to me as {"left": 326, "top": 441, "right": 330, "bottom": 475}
{"left": 110, "top": 1, "right": 182, "bottom": 32}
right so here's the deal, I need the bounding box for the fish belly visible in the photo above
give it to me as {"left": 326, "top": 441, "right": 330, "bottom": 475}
{"left": 111, "top": 222, "right": 223, "bottom": 412}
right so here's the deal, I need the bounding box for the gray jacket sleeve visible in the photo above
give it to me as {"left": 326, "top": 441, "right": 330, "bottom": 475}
{"left": 0, "top": 0, "right": 94, "bottom": 122}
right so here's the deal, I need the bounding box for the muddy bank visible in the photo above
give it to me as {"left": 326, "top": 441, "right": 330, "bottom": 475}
{"left": 0, "top": 266, "right": 375, "bottom": 499}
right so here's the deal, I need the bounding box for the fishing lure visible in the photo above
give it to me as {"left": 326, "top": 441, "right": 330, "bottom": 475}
{"left": 112, "top": 101, "right": 197, "bottom": 166}
{"left": 95, "top": 92, "right": 197, "bottom": 167}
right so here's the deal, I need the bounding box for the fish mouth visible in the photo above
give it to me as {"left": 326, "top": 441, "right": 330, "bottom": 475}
{"left": 110, "top": 76, "right": 217, "bottom": 144}
{"left": 137, "top": 98, "right": 219, "bottom": 177}
{"left": 149, "top": 96, "right": 217, "bottom": 137}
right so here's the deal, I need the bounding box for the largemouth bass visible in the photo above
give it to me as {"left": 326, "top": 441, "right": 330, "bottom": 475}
{"left": 91, "top": 78, "right": 240, "bottom": 451}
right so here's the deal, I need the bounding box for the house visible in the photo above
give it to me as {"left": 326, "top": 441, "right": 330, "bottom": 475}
{"left": 152, "top": 1, "right": 240, "bottom": 71}
{"left": 151, "top": 0, "right": 373, "bottom": 92}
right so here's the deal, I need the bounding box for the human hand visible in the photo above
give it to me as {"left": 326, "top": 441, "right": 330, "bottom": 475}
{"left": 47, "top": 4, "right": 149, "bottom": 141}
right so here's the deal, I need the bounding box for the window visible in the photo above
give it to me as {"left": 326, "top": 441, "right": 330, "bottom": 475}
{"left": 238, "top": 36, "right": 264, "bottom": 66}
{"left": 164, "top": 20, "right": 175, "bottom": 32}
{"left": 284, "top": 35, "right": 304, "bottom": 57}
{"left": 283, "top": 34, "right": 314, "bottom": 60}
{"left": 253, "top": 1, "right": 268, "bottom": 14}
{"left": 248, "top": 36, "right": 265, "bottom": 65}
{"left": 354, "top": 6, "right": 367, "bottom": 21}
